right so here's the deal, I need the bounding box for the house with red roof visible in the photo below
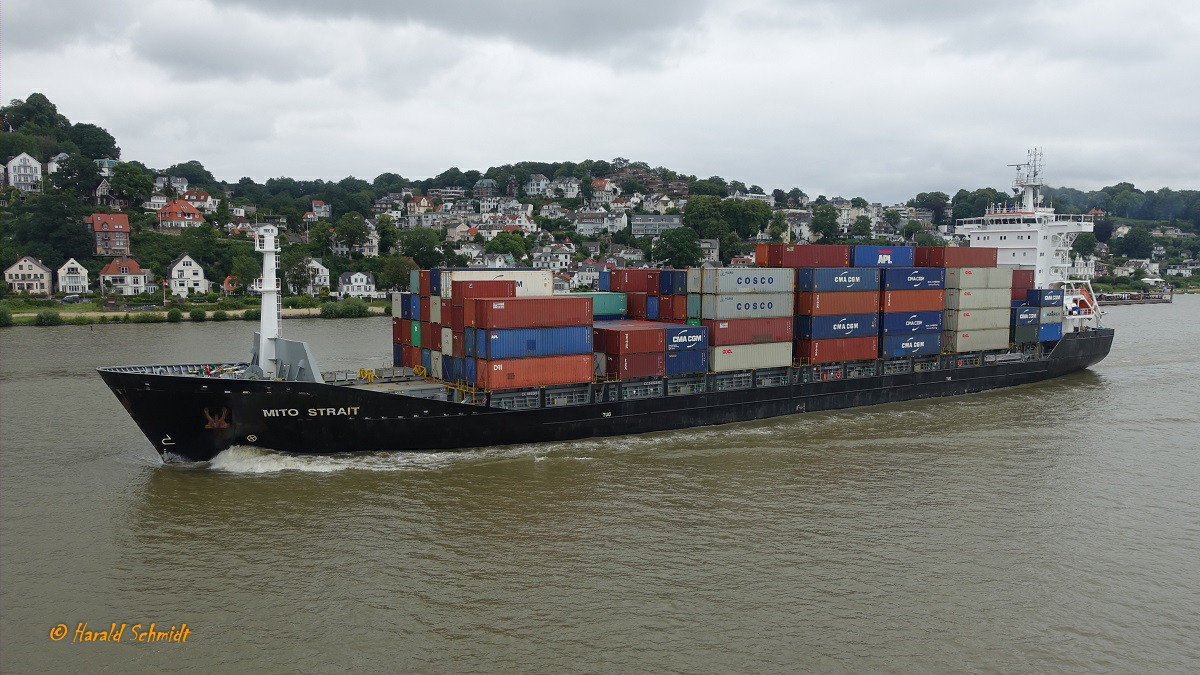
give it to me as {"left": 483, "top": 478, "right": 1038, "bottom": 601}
{"left": 99, "top": 256, "right": 152, "bottom": 296}
{"left": 84, "top": 213, "right": 131, "bottom": 256}
{"left": 312, "top": 200, "right": 331, "bottom": 219}
{"left": 180, "top": 189, "right": 216, "bottom": 212}
{"left": 157, "top": 199, "right": 206, "bottom": 231}
{"left": 590, "top": 179, "right": 620, "bottom": 206}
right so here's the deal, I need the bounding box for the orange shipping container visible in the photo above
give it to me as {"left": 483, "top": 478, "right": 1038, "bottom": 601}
{"left": 794, "top": 291, "right": 881, "bottom": 316}
{"left": 795, "top": 337, "right": 879, "bottom": 364}
{"left": 672, "top": 295, "right": 687, "bottom": 320}
{"left": 881, "top": 289, "right": 945, "bottom": 312}
{"left": 450, "top": 280, "right": 517, "bottom": 306}
{"left": 465, "top": 296, "right": 593, "bottom": 329}
{"left": 914, "top": 246, "right": 998, "bottom": 268}
{"left": 1011, "top": 269, "right": 1035, "bottom": 289}
{"left": 475, "top": 354, "right": 593, "bottom": 390}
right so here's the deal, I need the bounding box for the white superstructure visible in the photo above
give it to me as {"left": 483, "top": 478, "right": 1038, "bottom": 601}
{"left": 253, "top": 225, "right": 283, "bottom": 378}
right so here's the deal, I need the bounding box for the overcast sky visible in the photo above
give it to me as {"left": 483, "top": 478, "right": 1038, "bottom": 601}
{"left": 6, "top": 0, "right": 1198, "bottom": 203}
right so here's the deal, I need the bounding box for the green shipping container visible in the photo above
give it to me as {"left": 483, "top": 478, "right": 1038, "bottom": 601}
{"left": 686, "top": 318, "right": 702, "bottom": 326}
{"left": 410, "top": 321, "right": 421, "bottom": 347}
{"left": 1011, "top": 324, "right": 1039, "bottom": 343}
{"left": 687, "top": 293, "right": 701, "bottom": 319}
{"left": 566, "top": 291, "right": 627, "bottom": 316}
{"left": 409, "top": 269, "right": 421, "bottom": 293}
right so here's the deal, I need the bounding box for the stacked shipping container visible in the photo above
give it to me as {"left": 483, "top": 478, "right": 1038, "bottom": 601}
{"left": 878, "top": 267, "right": 945, "bottom": 358}
{"left": 592, "top": 320, "right": 710, "bottom": 377}
{"left": 690, "top": 267, "right": 795, "bottom": 370}
{"left": 942, "top": 267, "right": 1014, "bottom": 352}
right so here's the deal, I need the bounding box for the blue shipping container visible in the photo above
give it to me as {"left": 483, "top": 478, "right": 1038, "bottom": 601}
{"left": 850, "top": 245, "right": 916, "bottom": 268}
{"left": 1039, "top": 322, "right": 1063, "bottom": 341}
{"left": 665, "top": 349, "right": 709, "bottom": 375}
{"left": 421, "top": 349, "right": 432, "bottom": 372}
{"left": 476, "top": 326, "right": 593, "bottom": 360}
{"left": 594, "top": 314, "right": 627, "bottom": 322}
{"left": 795, "top": 267, "right": 880, "bottom": 292}
{"left": 407, "top": 294, "right": 421, "bottom": 320}
{"left": 393, "top": 344, "right": 404, "bottom": 368}
{"left": 658, "top": 270, "right": 676, "bottom": 295}
{"left": 428, "top": 267, "right": 442, "bottom": 296}
{"left": 598, "top": 270, "right": 611, "bottom": 291}
{"left": 1027, "top": 288, "right": 1065, "bottom": 306}
{"left": 671, "top": 270, "right": 688, "bottom": 295}
{"left": 464, "top": 357, "right": 476, "bottom": 385}
{"left": 464, "top": 327, "right": 476, "bottom": 357}
{"left": 882, "top": 333, "right": 942, "bottom": 358}
{"left": 881, "top": 267, "right": 946, "bottom": 290}
{"left": 796, "top": 314, "right": 880, "bottom": 340}
{"left": 399, "top": 293, "right": 412, "bottom": 319}
{"left": 442, "top": 355, "right": 456, "bottom": 382}
{"left": 880, "top": 311, "right": 943, "bottom": 334}
{"left": 1012, "top": 306, "right": 1040, "bottom": 326}
{"left": 646, "top": 296, "right": 659, "bottom": 320}
{"left": 664, "top": 325, "right": 709, "bottom": 351}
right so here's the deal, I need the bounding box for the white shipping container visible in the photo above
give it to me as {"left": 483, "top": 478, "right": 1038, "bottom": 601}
{"left": 686, "top": 268, "right": 702, "bottom": 293}
{"left": 985, "top": 267, "right": 1014, "bottom": 288}
{"left": 700, "top": 293, "right": 794, "bottom": 320}
{"left": 942, "top": 328, "right": 1010, "bottom": 352}
{"left": 390, "top": 292, "right": 404, "bottom": 317}
{"left": 944, "top": 267, "right": 992, "bottom": 289}
{"left": 429, "top": 295, "right": 442, "bottom": 324}
{"left": 944, "top": 288, "right": 1011, "bottom": 310}
{"left": 700, "top": 268, "right": 795, "bottom": 293}
{"left": 592, "top": 352, "right": 607, "bottom": 377}
{"left": 709, "top": 342, "right": 793, "bottom": 371}
{"left": 430, "top": 350, "right": 443, "bottom": 379}
{"left": 944, "top": 308, "right": 1010, "bottom": 331}
{"left": 440, "top": 270, "right": 553, "bottom": 298}
{"left": 441, "top": 327, "right": 453, "bottom": 355}
{"left": 1040, "top": 306, "right": 1064, "bottom": 323}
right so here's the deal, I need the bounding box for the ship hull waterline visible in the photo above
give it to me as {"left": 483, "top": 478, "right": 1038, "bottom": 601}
{"left": 99, "top": 329, "right": 1113, "bottom": 463}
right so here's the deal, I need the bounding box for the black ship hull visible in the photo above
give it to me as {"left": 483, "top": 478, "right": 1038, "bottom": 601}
{"left": 99, "top": 329, "right": 1113, "bottom": 463}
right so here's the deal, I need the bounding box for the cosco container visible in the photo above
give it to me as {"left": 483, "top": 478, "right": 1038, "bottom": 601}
{"left": 880, "top": 267, "right": 946, "bottom": 291}
{"left": 944, "top": 288, "right": 1012, "bottom": 310}
{"left": 1011, "top": 306, "right": 1040, "bottom": 326}
{"left": 709, "top": 342, "right": 793, "bottom": 371}
{"left": 664, "top": 324, "right": 708, "bottom": 351}
{"left": 701, "top": 293, "right": 793, "bottom": 320}
{"left": 1038, "top": 322, "right": 1064, "bottom": 342}
{"left": 880, "top": 311, "right": 943, "bottom": 334}
{"left": 601, "top": 352, "right": 666, "bottom": 378}
{"left": 794, "top": 267, "right": 880, "bottom": 292}
{"left": 593, "top": 322, "right": 666, "bottom": 354}
{"left": 1039, "top": 306, "right": 1064, "bottom": 323}
{"left": 794, "top": 337, "right": 879, "bottom": 364}
{"left": 794, "top": 291, "right": 880, "bottom": 316}
{"left": 464, "top": 296, "right": 593, "bottom": 329}
{"left": 880, "top": 290, "right": 944, "bottom": 313}
{"left": 881, "top": 333, "right": 941, "bottom": 358}
{"left": 1011, "top": 324, "right": 1039, "bottom": 343}
{"left": 475, "top": 354, "right": 593, "bottom": 390}
{"left": 665, "top": 349, "right": 709, "bottom": 375}
{"left": 450, "top": 280, "right": 517, "bottom": 305}
{"left": 944, "top": 308, "right": 1011, "bottom": 331}
{"left": 702, "top": 318, "right": 793, "bottom": 345}
{"left": 560, "top": 291, "right": 627, "bottom": 316}
{"left": 439, "top": 269, "right": 553, "bottom": 298}
{"left": 914, "top": 246, "right": 998, "bottom": 268}
{"left": 1026, "top": 288, "right": 1065, "bottom": 306}
{"left": 942, "top": 328, "right": 1010, "bottom": 352}
{"left": 474, "top": 326, "right": 593, "bottom": 360}
{"left": 795, "top": 313, "right": 879, "bottom": 340}
{"left": 698, "top": 268, "right": 795, "bottom": 294}
{"left": 774, "top": 244, "right": 852, "bottom": 268}
{"left": 850, "top": 245, "right": 915, "bottom": 268}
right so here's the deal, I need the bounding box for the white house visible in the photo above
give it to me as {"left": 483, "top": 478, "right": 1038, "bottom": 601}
{"left": 547, "top": 177, "right": 581, "bottom": 199}
{"left": 590, "top": 179, "right": 620, "bottom": 206}
{"left": 331, "top": 225, "right": 381, "bottom": 257}
{"left": 524, "top": 174, "right": 550, "bottom": 196}
{"left": 338, "top": 271, "right": 376, "bottom": 298}
{"left": 46, "top": 152, "right": 70, "bottom": 174}
{"left": 4, "top": 256, "right": 53, "bottom": 295}
{"left": 700, "top": 239, "right": 720, "bottom": 263}
{"left": 99, "top": 256, "right": 152, "bottom": 296}
{"left": 631, "top": 214, "right": 683, "bottom": 237}
{"left": 6, "top": 152, "right": 42, "bottom": 192}
{"left": 531, "top": 245, "right": 573, "bottom": 271}
{"left": 57, "top": 258, "right": 89, "bottom": 294}
{"left": 293, "top": 257, "right": 330, "bottom": 295}
{"left": 167, "top": 253, "right": 212, "bottom": 297}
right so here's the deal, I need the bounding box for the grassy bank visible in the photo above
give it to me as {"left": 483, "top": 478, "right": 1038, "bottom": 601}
{"left": 0, "top": 301, "right": 388, "bottom": 328}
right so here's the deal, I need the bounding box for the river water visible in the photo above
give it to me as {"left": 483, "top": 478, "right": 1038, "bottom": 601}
{"left": 3, "top": 299, "right": 1199, "bottom": 672}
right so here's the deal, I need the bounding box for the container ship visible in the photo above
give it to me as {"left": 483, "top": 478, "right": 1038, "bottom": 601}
{"left": 100, "top": 163, "right": 1113, "bottom": 463}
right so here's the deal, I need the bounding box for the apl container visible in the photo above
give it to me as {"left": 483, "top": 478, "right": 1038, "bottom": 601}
{"left": 476, "top": 354, "right": 593, "bottom": 390}
{"left": 881, "top": 333, "right": 941, "bottom": 358}
{"left": 795, "top": 291, "right": 881, "bottom": 316}
{"left": 709, "top": 342, "right": 793, "bottom": 371}
{"left": 880, "top": 290, "right": 945, "bottom": 313}
{"left": 850, "top": 245, "right": 915, "bottom": 268}
{"left": 698, "top": 268, "right": 795, "bottom": 294}
{"left": 1038, "top": 322, "right": 1064, "bottom": 342}
{"left": 794, "top": 267, "right": 880, "bottom": 292}
{"left": 1011, "top": 324, "right": 1039, "bottom": 343}
{"left": 465, "top": 296, "right": 593, "bottom": 329}
{"left": 439, "top": 269, "right": 552, "bottom": 298}
{"left": 664, "top": 325, "right": 709, "bottom": 351}
{"left": 700, "top": 293, "right": 794, "bottom": 320}
{"left": 944, "top": 308, "right": 1011, "bottom": 331}
{"left": 944, "top": 288, "right": 1012, "bottom": 310}
{"left": 880, "top": 267, "right": 946, "bottom": 291}
{"left": 702, "top": 318, "right": 793, "bottom": 345}
{"left": 942, "top": 328, "right": 1010, "bottom": 352}
{"left": 880, "top": 311, "right": 943, "bottom": 334}
{"left": 795, "top": 314, "right": 879, "bottom": 340}
{"left": 914, "top": 246, "right": 998, "bottom": 268}
{"left": 475, "top": 326, "right": 593, "bottom": 360}
{"left": 794, "top": 337, "right": 879, "bottom": 364}
{"left": 665, "top": 349, "right": 709, "bottom": 375}
{"left": 1026, "top": 288, "right": 1065, "bottom": 306}
{"left": 1011, "top": 306, "right": 1040, "bottom": 326}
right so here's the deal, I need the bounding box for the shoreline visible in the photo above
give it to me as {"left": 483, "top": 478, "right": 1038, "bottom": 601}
{"left": 1, "top": 305, "right": 388, "bottom": 327}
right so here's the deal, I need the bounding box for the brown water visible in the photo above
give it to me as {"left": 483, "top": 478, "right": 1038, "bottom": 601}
{"left": 3, "top": 300, "right": 1199, "bottom": 672}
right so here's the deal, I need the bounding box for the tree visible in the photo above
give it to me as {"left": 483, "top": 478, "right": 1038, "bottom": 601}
{"left": 719, "top": 199, "right": 771, "bottom": 238}
{"left": 850, "top": 215, "right": 873, "bottom": 237}
{"left": 768, "top": 211, "right": 788, "bottom": 242}
{"left": 396, "top": 228, "right": 444, "bottom": 269}
{"left": 372, "top": 255, "right": 417, "bottom": 290}
{"left": 883, "top": 209, "right": 902, "bottom": 230}
{"left": 110, "top": 162, "right": 154, "bottom": 206}
{"left": 811, "top": 203, "right": 839, "bottom": 241}
{"left": 309, "top": 221, "right": 334, "bottom": 255}
{"left": 1071, "top": 232, "right": 1098, "bottom": 259}
{"left": 787, "top": 187, "right": 807, "bottom": 204}
{"left": 280, "top": 245, "right": 313, "bottom": 293}
{"left": 908, "top": 191, "right": 951, "bottom": 224}
{"left": 213, "top": 198, "right": 232, "bottom": 228}
{"left": 375, "top": 213, "right": 399, "bottom": 254}
{"left": 771, "top": 189, "right": 788, "bottom": 207}
{"left": 652, "top": 226, "right": 702, "bottom": 268}
{"left": 1117, "top": 227, "right": 1153, "bottom": 258}
{"left": 69, "top": 122, "right": 120, "bottom": 159}
{"left": 163, "top": 160, "right": 218, "bottom": 191}
{"left": 485, "top": 232, "right": 528, "bottom": 259}
{"left": 230, "top": 255, "right": 261, "bottom": 290}
{"left": 621, "top": 180, "right": 647, "bottom": 195}
{"left": 850, "top": 196, "right": 868, "bottom": 209}
{"left": 902, "top": 220, "right": 923, "bottom": 241}
{"left": 1093, "top": 219, "right": 1114, "bottom": 242}
{"left": 49, "top": 152, "right": 99, "bottom": 198}
{"left": 9, "top": 191, "right": 91, "bottom": 268}
{"left": 334, "top": 212, "right": 369, "bottom": 253}
{"left": 915, "top": 232, "right": 944, "bottom": 247}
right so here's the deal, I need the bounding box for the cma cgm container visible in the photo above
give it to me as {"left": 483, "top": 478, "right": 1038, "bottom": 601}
{"left": 944, "top": 288, "right": 1011, "bottom": 310}
{"left": 440, "top": 269, "right": 552, "bottom": 298}
{"left": 1039, "top": 322, "right": 1064, "bottom": 342}
{"left": 777, "top": 244, "right": 852, "bottom": 268}
{"left": 475, "top": 326, "right": 593, "bottom": 360}
{"left": 794, "top": 291, "right": 880, "bottom": 316}
{"left": 701, "top": 293, "right": 793, "bottom": 320}
{"left": 880, "top": 290, "right": 945, "bottom": 313}
{"left": 664, "top": 324, "right": 708, "bottom": 351}
{"left": 881, "top": 333, "right": 941, "bottom": 358}
{"left": 665, "top": 349, "right": 709, "bottom": 375}
{"left": 1012, "top": 306, "right": 1040, "bottom": 326}
{"left": 880, "top": 311, "right": 943, "bottom": 334}
{"left": 702, "top": 318, "right": 793, "bottom": 345}
{"left": 601, "top": 352, "right": 666, "bottom": 379}
{"left": 850, "top": 245, "right": 915, "bottom": 268}
{"left": 880, "top": 267, "right": 946, "bottom": 291}
{"left": 476, "top": 354, "right": 593, "bottom": 390}
{"left": 795, "top": 314, "right": 879, "bottom": 340}
{"left": 944, "top": 308, "right": 1011, "bottom": 331}
{"left": 943, "top": 329, "right": 1010, "bottom": 352}
{"left": 795, "top": 337, "right": 879, "bottom": 364}
{"left": 465, "top": 296, "right": 593, "bottom": 329}
{"left": 1027, "top": 289, "right": 1065, "bottom": 306}
{"left": 794, "top": 267, "right": 880, "bottom": 292}
{"left": 709, "top": 342, "right": 793, "bottom": 371}
{"left": 450, "top": 280, "right": 517, "bottom": 305}
{"left": 593, "top": 322, "right": 666, "bottom": 354}
{"left": 914, "top": 246, "right": 999, "bottom": 268}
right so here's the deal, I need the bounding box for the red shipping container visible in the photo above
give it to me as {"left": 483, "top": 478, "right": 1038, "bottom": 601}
{"left": 672, "top": 295, "right": 687, "bottom": 320}
{"left": 755, "top": 244, "right": 781, "bottom": 267}
{"left": 464, "top": 296, "right": 593, "bottom": 329}
{"left": 1011, "top": 287, "right": 1028, "bottom": 303}
{"left": 778, "top": 244, "right": 851, "bottom": 268}
{"left": 881, "top": 290, "right": 945, "bottom": 312}
{"left": 914, "top": 246, "right": 998, "bottom": 268}
{"left": 450, "top": 280, "right": 517, "bottom": 306}
{"left": 418, "top": 270, "right": 431, "bottom": 296}
{"left": 405, "top": 346, "right": 421, "bottom": 368}
{"left": 1011, "top": 269, "right": 1035, "bottom": 289}
{"left": 593, "top": 322, "right": 666, "bottom": 354}
{"left": 795, "top": 291, "right": 881, "bottom": 315}
{"left": 795, "top": 337, "right": 879, "bottom": 364}
{"left": 450, "top": 305, "right": 465, "bottom": 332}
{"left": 627, "top": 293, "right": 649, "bottom": 319}
{"left": 702, "top": 318, "right": 793, "bottom": 345}
{"left": 451, "top": 331, "right": 464, "bottom": 358}
{"left": 393, "top": 317, "right": 404, "bottom": 344}
{"left": 604, "top": 352, "right": 666, "bottom": 378}
{"left": 441, "top": 298, "right": 452, "bottom": 322}
{"left": 476, "top": 354, "right": 593, "bottom": 390}
{"left": 612, "top": 270, "right": 658, "bottom": 293}
{"left": 419, "top": 296, "right": 431, "bottom": 320}
{"left": 421, "top": 321, "right": 435, "bottom": 349}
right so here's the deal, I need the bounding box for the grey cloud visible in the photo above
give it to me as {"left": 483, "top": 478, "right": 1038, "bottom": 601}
{"left": 5, "top": 0, "right": 139, "bottom": 49}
